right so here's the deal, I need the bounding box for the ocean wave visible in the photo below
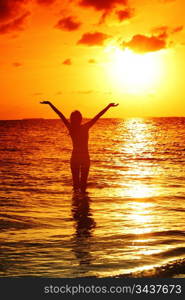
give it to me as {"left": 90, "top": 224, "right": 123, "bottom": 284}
{"left": 137, "top": 230, "right": 185, "bottom": 239}
{"left": 0, "top": 148, "right": 20, "bottom": 152}
{"left": 154, "top": 247, "right": 185, "bottom": 259}
{"left": 106, "top": 230, "right": 185, "bottom": 241}
{"left": 115, "top": 258, "right": 185, "bottom": 278}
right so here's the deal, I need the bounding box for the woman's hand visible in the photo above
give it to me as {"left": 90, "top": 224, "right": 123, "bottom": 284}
{"left": 108, "top": 103, "right": 119, "bottom": 108}
{"left": 40, "top": 101, "right": 51, "bottom": 105}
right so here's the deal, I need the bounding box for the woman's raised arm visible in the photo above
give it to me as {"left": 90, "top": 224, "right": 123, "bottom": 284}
{"left": 40, "top": 101, "right": 70, "bottom": 130}
{"left": 85, "top": 103, "right": 119, "bottom": 128}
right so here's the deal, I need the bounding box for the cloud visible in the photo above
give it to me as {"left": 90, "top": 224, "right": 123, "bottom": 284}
{"left": 77, "top": 31, "right": 110, "bottom": 46}
{"left": 76, "top": 90, "right": 94, "bottom": 94}
{"left": 56, "top": 91, "right": 62, "bottom": 95}
{"left": 55, "top": 16, "right": 81, "bottom": 31}
{"left": 122, "top": 34, "right": 166, "bottom": 53}
{"left": 79, "top": 0, "right": 128, "bottom": 22}
{"left": 88, "top": 58, "right": 97, "bottom": 63}
{"left": 79, "top": 0, "right": 128, "bottom": 12}
{"left": 0, "top": 0, "right": 56, "bottom": 25}
{"left": 36, "top": 0, "right": 56, "bottom": 5}
{"left": 152, "top": 26, "right": 169, "bottom": 33}
{"left": 62, "top": 58, "right": 72, "bottom": 65}
{"left": 172, "top": 26, "right": 183, "bottom": 33}
{"left": 0, "top": 12, "right": 30, "bottom": 34}
{"left": 0, "top": 0, "right": 55, "bottom": 23}
{"left": 0, "top": 0, "right": 29, "bottom": 22}
{"left": 151, "top": 26, "right": 168, "bottom": 39}
{"left": 152, "top": 25, "right": 183, "bottom": 37}
{"left": 12, "top": 62, "right": 23, "bottom": 67}
{"left": 116, "top": 8, "right": 133, "bottom": 21}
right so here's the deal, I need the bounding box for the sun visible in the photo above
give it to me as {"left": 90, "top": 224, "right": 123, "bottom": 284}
{"left": 104, "top": 46, "right": 164, "bottom": 95}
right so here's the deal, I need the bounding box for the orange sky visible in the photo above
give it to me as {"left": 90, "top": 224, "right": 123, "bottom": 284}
{"left": 0, "top": 0, "right": 185, "bottom": 119}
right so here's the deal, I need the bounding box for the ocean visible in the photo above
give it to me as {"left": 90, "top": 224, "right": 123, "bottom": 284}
{"left": 0, "top": 117, "right": 185, "bottom": 277}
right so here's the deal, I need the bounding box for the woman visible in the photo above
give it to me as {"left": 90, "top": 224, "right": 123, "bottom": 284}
{"left": 40, "top": 101, "right": 118, "bottom": 192}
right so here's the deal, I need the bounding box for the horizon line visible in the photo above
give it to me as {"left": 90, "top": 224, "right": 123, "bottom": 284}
{"left": 0, "top": 116, "right": 185, "bottom": 121}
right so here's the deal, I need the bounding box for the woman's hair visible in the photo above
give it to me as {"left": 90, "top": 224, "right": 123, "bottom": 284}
{"left": 70, "top": 110, "right": 82, "bottom": 126}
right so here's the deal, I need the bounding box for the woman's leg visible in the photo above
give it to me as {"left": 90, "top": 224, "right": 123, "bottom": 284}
{"left": 70, "top": 157, "right": 80, "bottom": 190}
{"left": 80, "top": 159, "right": 90, "bottom": 192}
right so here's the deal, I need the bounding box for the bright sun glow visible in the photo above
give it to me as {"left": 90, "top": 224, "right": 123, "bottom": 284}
{"left": 105, "top": 46, "right": 164, "bottom": 95}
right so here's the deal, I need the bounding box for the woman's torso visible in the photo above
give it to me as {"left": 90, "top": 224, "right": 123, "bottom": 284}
{"left": 69, "top": 124, "right": 89, "bottom": 157}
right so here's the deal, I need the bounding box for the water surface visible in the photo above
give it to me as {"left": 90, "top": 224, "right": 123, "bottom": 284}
{"left": 0, "top": 118, "right": 185, "bottom": 277}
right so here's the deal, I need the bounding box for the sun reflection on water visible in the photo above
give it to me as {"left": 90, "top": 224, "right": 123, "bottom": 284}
{"left": 123, "top": 118, "right": 155, "bottom": 158}
{"left": 112, "top": 118, "right": 162, "bottom": 200}
{"left": 128, "top": 201, "right": 154, "bottom": 235}
{"left": 116, "top": 118, "right": 159, "bottom": 234}
{"left": 125, "top": 184, "right": 157, "bottom": 198}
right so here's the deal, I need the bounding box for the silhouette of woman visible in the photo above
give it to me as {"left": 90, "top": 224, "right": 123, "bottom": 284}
{"left": 40, "top": 101, "right": 118, "bottom": 192}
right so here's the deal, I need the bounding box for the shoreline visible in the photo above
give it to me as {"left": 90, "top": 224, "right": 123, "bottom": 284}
{"left": 113, "top": 258, "right": 185, "bottom": 278}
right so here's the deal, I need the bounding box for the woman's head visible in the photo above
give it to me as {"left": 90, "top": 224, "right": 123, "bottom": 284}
{"left": 70, "top": 110, "right": 82, "bottom": 126}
